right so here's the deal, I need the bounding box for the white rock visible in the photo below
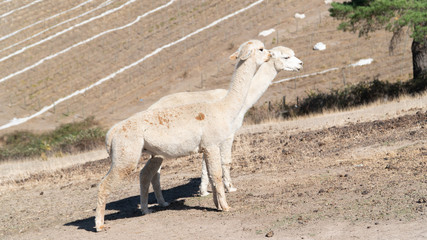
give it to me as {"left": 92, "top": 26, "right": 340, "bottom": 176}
{"left": 258, "top": 28, "right": 275, "bottom": 37}
{"left": 313, "top": 42, "right": 326, "bottom": 51}
{"left": 294, "top": 13, "right": 305, "bottom": 19}
{"left": 324, "top": 0, "right": 333, "bottom": 4}
{"left": 350, "top": 58, "right": 374, "bottom": 67}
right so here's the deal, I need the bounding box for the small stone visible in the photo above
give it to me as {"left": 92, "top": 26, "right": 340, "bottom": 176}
{"left": 40, "top": 191, "right": 44, "bottom": 196}
{"left": 265, "top": 231, "right": 274, "bottom": 238}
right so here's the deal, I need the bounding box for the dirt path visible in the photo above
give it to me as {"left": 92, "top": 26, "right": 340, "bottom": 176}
{"left": 0, "top": 98, "right": 426, "bottom": 240}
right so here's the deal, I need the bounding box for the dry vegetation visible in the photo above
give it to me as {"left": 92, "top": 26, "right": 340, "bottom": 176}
{"left": 0, "top": 117, "right": 105, "bottom": 161}
{"left": 245, "top": 77, "right": 426, "bottom": 124}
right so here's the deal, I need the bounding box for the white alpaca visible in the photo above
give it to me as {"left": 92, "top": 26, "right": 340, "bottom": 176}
{"left": 95, "top": 40, "right": 271, "bottom": 231}
{"left": 149, "top": 46, "right": 303, "bottom": 196}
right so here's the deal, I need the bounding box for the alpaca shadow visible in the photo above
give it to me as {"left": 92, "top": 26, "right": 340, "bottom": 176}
{"left": 65, "top": 178, "right": 217, "bottom": 232}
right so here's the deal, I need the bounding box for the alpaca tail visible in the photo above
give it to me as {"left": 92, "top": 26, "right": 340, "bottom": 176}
{"left": 105, "top": 126, "right": 117, "bottom": 155}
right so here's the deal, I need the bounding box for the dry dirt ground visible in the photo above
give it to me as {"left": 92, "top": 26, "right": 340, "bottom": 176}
{"left": 0, "top": 95, "right": 426, "bottom": 240}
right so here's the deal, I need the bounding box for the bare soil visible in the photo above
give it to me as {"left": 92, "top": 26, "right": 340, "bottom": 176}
{"left": 1, "top": 97, "right": 426, "bottom": 240}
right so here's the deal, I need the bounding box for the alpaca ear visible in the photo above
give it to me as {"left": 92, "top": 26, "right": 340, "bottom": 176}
{"left": 238, "top": 49, "right": 252, "bottom": 60}
{"left": 229, "top": 41, "right": 255, "bottom": 60}
{"left": 237, "top": 43, "right": 253, "bottom": 60}
{"left": 229, "top": 51, "right": 239, "bottom": 60}
{"left": 229, "top": 48, "right": 252, "bottom": 60}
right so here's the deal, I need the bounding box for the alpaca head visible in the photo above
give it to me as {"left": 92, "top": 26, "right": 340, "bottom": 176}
{"left": 229, "top": 40, "right": 271, "bottom": 65}
{"left": 270, "top": 46, "right": 303, "bottom": 72}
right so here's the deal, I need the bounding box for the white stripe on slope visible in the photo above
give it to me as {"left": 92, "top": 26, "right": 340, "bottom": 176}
{"left": 0, "top": 0, "right": 175, "bottom": 84}
{"left": 0, "top": 0, "right": 13, "bottom": 6}
{"left": 0, "top": 0, "right": 265, "bottom": 130}
{"left": 272, "top": 67, "right": 340, "bottom": 84}
{"left": 0, "top": 0, "right": 137, "bottom": 63}
{"left": 0, "top": 0, "right": 95, "bottom": 43}
{"left": 272, "top": 58, "right": 374, "bottom": 84}
{"left": 0, "top": 0, "right": 112, "bottom": 54}
{"left": 0, "top": 0, "right": 42, "bottom": 18}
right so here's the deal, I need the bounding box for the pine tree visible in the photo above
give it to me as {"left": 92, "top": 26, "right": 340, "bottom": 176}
{"left": 329, "top": 0, "right": 427, "bottom": 80}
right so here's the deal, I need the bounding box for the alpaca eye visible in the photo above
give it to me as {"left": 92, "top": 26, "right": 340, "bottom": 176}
{"left": 284, "top": 56, "right": 290, "bottom": 59}
{"left": 259, "top": 48, "right": 264, "bottom": 51}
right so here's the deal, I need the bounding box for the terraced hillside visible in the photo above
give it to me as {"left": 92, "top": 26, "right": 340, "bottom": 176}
{"left": 0, "top": 0, "right": 413, "bottom": 133}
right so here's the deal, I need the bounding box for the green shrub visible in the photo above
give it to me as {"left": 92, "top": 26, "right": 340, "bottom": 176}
{"left": 0, "top": 117, "right": 106, "bottom": 161}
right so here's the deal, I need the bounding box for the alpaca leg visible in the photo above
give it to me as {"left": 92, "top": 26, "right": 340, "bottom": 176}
{"left": 140, "top": 157, "right": 163, "bottom": 214}
{"left": 95, "top": 138, "right": 142, "bottom": 232}
{"left": 199, "top": 158, "right": 210, "bottom": 196}
{"left": 220, "top": 135, "right": 237, "bottom": 192}
{"left": 95, "top": 166, "right": 116, "bottom": 232}
{"left": 151, "top": 166, "right": 169, "bottom": 207}
{"left": 203, "top": 145, "right": 230, "bottom": 211}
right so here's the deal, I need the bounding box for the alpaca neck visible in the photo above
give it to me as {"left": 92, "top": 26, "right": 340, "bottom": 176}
{"left": 220, "top": 58, "right": 257, "bottom": 120}
{"left": 241, "top": 61, "right": 277, "bottom": 114}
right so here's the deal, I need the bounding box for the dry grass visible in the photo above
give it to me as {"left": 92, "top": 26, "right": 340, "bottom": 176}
{"left": 0, "top": 148, "right": 107, "bottom": 187}
{"left": 294, "top": 90, "right": 427, "bottom": 122}
{"left": 244, "top": 79, "right": 427, "bottom": 125}
{"left": 241, "top": 91, "right": 427, "bottom": 136}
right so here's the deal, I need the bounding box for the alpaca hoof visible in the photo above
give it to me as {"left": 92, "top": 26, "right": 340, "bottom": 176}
{"left": 96, "top": 225, "right": 108, "bottom": 232}
{"left": 141, "top": 209, "right": 152, "bottom": 215}
{"left": 200, "top": 191, "right": 210, "bottom": 197}
{"left": 227, "top": 187, "right": 237, "bottom": 193}
{"left": 159, "top": 201, "right": 170, "bottom": 207}
{"left": 222, "top": 206, "right": 231, "bottom": 212}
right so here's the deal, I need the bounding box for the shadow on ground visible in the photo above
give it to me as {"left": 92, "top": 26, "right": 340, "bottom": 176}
{"left": 65, "top": 178, "right": 217, "bottom": 232}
